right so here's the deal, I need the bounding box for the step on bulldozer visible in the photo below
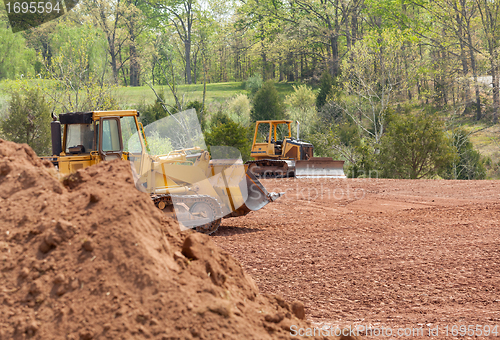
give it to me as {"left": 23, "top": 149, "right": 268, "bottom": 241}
{"left": 246, "top": 120, "right": 346, "bottom": 178}
{"left": 43, "top": 109, "right": 282, "bottom": 234}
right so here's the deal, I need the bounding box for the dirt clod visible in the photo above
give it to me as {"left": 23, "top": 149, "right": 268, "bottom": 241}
{"left": 265, "top": 313, "right": 284, "bottom": 323}
{"left": 53, "top": 273, "right": 65, "bottom": 284}
{"left": 291, "top": 301, "right": 306, "bottom": 320}
{"left": 82, "top": 240, "right": 93, "bottom": 252}
{"left": 19, "top": 267, "right": 30, "bottom": 279}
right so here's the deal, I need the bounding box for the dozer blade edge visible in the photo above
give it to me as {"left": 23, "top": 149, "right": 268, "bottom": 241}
{"left": 295, "top": 158, "right": 346, "bottom": 178}
{"left": 230, "top": 169, "right": 284, "bottom": 217}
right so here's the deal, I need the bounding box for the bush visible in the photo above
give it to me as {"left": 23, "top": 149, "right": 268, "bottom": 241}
{"left": 316, "top": 71, "right": 334, "bottom": 110}
{"left": 1, "top": 87, "right": 51, "bottom": 156}
{"left": 379, "top": 112, "right": 453, "bottom": 179}
{"left": 285, "top": 85, "right": 316, "bottom": 112}
{"left": 186, "top": 100, "right": 206, "bottom": 130}
{"left": 226, "top": 94, "right": 251, "bottom": 127}
{"left": 139, "top": 93, "right": 168, "bottom": 127}
{"left": 204, "top": 112, "right": 251, "bottom": 161}
{"left": 442, "top": 128, "right": 486, "bottom": 180}
{"left": 284, "top": 84, "right": 317, "bottom": 139}
{"left": 243, "top": 74, "right": 263, "bottom": 95}
{"left": 250, "top": 80, "right": 286, "bottom": 122}
{"left": 318, "top": 101, "right": 345, "bottom": 125}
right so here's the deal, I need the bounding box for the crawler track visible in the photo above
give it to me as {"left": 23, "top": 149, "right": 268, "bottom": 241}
{"left": 152, "top": 194, "right": 222, "bottom": 234}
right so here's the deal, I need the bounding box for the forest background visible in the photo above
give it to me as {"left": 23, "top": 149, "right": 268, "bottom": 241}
{"left": 1, "top": 0, "right": 500, "bottom": 179}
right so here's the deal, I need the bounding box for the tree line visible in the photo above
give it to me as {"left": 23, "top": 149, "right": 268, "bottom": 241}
{"left": 0, "top": 0, "right": 499, "bottom": 107}
{"left": 0, "top": 0, "right": 497, "bottom": 179}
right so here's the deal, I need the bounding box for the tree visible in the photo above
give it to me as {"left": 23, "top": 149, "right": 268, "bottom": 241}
{"left": 41, "top": 21, "right": 119, "bottom": 112}
{"left": 204, "top": 112, "right": 251, "bottom": 161}
{"left": 379, "top": 112, "right": 453, "bottom": 179}
{"left": 151, "top": 0, "right": 197, "bottom": 84}
{"left": 250, "top": 80, "right": 285, "bottom": 121}
{"left": 443, "top": 128, "right": 486, "bottom": 179}
{"left": 334, "top": 29, "right": 418, "bottom": 146}
{"left": 1, "top": 88, "right": 51, "bottom": 156}
{"left": 84, "top": 0, "right": 127, "bottom": 84}
{"left": 316, "top": 71, "right": 334, "bottom": 110}
{"left": 475, "top": 0, "right": 500, "bottom": 123}
{"left": 0, "top": 21, "right": 36, "bottom": 79}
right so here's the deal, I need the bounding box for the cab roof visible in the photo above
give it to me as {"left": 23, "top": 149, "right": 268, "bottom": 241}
{"left": 59, "top": 110, "right": 139, "bottom": 124}
{"left": 256, "top": 120, "right": 293, "bottom": 124}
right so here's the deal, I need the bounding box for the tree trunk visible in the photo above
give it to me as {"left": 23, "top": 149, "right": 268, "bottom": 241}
{"left": 129, "top": 39, "right": 140, "bottom": 87}
{"left": 465, "top": 21, "right": 481, "bottom": 120}
{"left": 261, "top": 42, "right": 268, "bottom": 80}
{"left": 491, "top": 54, "right": 499, "bottom": 123}
{"left": 193, "top": 51, "right": 197, "bottom": 84}
{"left": 456, "top": 13, "right": 471, "bottom": 106}
{"left": 119, "top": 50, "right": 127, "bottom": 86}
{"left": 108, "top": 40, "right": 118, "bottom": 84}
{"left": 185, "top": 39, "right": 192, "bottom": 84}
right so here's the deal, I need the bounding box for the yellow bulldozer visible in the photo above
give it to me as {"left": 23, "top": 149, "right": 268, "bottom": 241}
{"left": 246, "top": 120, "right": 346, "bottom": 178}
{"left": 44, "top": 109, "right": 281, "bottom": 234}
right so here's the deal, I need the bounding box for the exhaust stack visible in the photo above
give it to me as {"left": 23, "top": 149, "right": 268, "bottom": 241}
{"left": 51, "top": 121, "right": 62, "bottom": 156}
{"left": 296, "top": 121, "right": 300, "bottom": 140}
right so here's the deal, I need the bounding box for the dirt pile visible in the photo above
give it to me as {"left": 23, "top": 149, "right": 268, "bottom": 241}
{"left": 0, "top": 140, "right": 344, "bottom": 340}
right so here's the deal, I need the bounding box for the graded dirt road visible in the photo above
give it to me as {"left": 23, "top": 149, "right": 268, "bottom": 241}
{"left": 212, "top": 178, "right": 500, "bottom": 338}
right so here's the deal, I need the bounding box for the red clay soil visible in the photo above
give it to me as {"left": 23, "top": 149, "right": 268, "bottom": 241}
{"left": 0, "top": 140, "right": 339, "bottom": 340}
{"left": 214, "top": 178, "right": 500, "bottom": 339}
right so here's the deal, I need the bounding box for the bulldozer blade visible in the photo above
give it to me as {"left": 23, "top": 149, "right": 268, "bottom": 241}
{"left": 230, "top": 170, "right": 283, "bottom": 217}
{"left": 295, "top": 158, "right": 346, "bottom": 178}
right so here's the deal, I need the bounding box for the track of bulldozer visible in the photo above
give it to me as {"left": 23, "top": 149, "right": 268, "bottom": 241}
{"left": 245, "top": 159, "right": 293, "bottom": 178}
{"left": 152, "top": 194, "right": 222, "bottom": 235}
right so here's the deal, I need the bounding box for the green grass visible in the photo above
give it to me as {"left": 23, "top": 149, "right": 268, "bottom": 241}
{"left": 0, "top": 80, "right": 298, "bottom": 110}
{"left": 468, "top": 124, "right": 500, "bottom": 178}
{"left": 116, "top": 81, "right": 297, "bottom": 108}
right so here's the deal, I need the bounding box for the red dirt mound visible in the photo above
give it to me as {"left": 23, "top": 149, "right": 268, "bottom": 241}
{"left": 0, "top": 140, "right": 340, "bottom": 340}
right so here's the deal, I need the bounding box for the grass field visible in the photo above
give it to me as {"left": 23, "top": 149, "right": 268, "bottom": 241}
{"left": 0, "top": 80, "right": 297, "bottom": 108}
{"left": 468, "top": 124, "right": 500, "bottom": 178}
{"left": 116, "top": 81, "right": 297, "bottom": 108}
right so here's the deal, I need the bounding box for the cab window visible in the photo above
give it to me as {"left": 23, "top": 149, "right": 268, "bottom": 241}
{"left": 256, "top": 123, "right": 271, "bottom": 143}
{"left": 120, "top": 116, "right": 142, "bottom": 153}
{"left": 101, "top": 118, "right": 121, "bottom": 152}
{"left": 65, "top": 124, "right": 94, "bottom": 153}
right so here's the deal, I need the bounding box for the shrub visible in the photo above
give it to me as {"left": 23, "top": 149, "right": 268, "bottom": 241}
{"left": 316, "top": 71, "right": 334, "bottom": 110}
{"left": 442, "top": 128, "right": 486, "bottom": 180}
{"left": 285, "top": 85, "right": 316, "bottom": 112}
{"left": 226, "top": 94, "right": 251, "bottom": 127}
{"left": 1, "top": 87, "right": 51, "bottom": 155}
{"left": 250, "top": 80, "right": 285, "bottom": 122}
{"left": 186, "top": 100, "right": 207, "bottom": 130}
{"left": 244, "top": 74, "right": 263, "bottom": 95}
{"left": 204, "top": 112, "right": 251, "bottom": 161}
{"left": 139, "top": 93, "right": 168, "bottom": 127}
{"left": 379, "top": 112, "right": 453, "bottom": 179}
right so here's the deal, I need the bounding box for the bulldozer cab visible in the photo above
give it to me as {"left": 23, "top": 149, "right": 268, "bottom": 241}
{"left": 56, "top": 110, "right": 147, "bottom": 175}
{"left": 251, "top": 120, "right": 292, "bottom": 159}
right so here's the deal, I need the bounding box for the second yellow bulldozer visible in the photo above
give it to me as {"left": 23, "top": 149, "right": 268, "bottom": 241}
{"left": 246, "top": 120, "right": 346, "bottom": 178}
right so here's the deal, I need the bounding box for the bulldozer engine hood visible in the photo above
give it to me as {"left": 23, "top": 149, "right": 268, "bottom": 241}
{"left": 287, "top": 140, "right": 313, "bottom": 147}
{"left": 59, "top": 112, "right": 93, "bottom": 125}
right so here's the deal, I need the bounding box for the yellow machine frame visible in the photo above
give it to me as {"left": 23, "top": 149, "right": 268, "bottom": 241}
{"left": 57, "top": 110, "right": 144, "bottom": 175}
{"left": 250, "top": 120, "right": 306, "bottom": 161}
